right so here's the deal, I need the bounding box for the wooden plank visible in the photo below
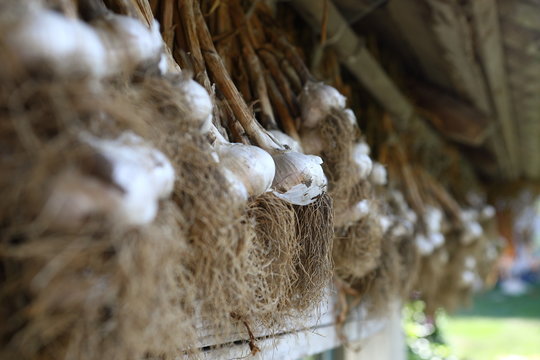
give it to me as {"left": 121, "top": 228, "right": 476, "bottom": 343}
{"left": 470, "top": 0, "right": 520, "bottom": 177}
{"left": 198, "top": 307, "right": 386, "bottom": 360}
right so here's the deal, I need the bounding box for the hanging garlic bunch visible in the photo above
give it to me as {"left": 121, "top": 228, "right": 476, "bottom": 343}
{"left": 42, "top": 132, "right": 175, "bottom": 229}
{"left": 4, "top": 4, "right": 163, "bottom": 78}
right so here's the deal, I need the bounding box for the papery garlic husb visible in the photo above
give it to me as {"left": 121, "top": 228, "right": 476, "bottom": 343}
{"left": 352, "top": 141, "right": 373, "bottom": 180}
{"left": 299, "top": 81, "right": 346, "bottom": 128}
{"left": 42, "top": 132, "right": 175, "bottom": 228}
{"left": 6, "top": 6, "right": 163, "bottom": 78}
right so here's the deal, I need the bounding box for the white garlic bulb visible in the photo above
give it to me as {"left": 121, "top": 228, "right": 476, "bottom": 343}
{"left": 480, "top": 205, "right": 495, "bottom": 220}
{"left": 429, "top": 232, "right": 445, "bottom": 248}
{"left": 6, "top": 8, "right": 108, "bottom": 78}
{"left": 337, "top": 199, "right": 370, "bottom": 226}
{"left": 299, "top": 128, "right": 324, "bottom": 155}
{"left": 352, "top": 142, "right": 372, "bottom": 180}
{"left": 415, "top": 234, "right": 434, "bottom": 255}
{"left": 370, "top": 162, "right": 387, "bottom": 186}
{"left": 461, "top": 270, "right": 476, "bottom": 286}
{"left": 269, "top": 130, "right": 303, "bottom": 153}
{"left": 464, "top": 256, "right": 476, "bottom": 269}
{"left": 461, "top": 220, "right": 483, "bottom": 244}
{"left": 221, "top": 167, "right": 249, "bottom": 203}
{"left": 42, "top": 132, "right": 175, "bottom": 228}
{"left": 299, "top": 81, "right": 346, "bottom": 128}
{"left": 379, "top": 215, "right": 393, "bottom": 234}
{"left": 217, "top": 142, "right": 276, "bottom": 197}
{"left": 343, "top": 108, "right": 357, "bottom": 127}
{"left": 173, "top": 77, "right": 213, "bottom": 131}
{"left": 82, "top": 132, "right": 175, "bottom": 222}
{"left": 425, "top": 206, "right": 443, "bottom": 234}
{"left": 6, "top": 7, "right": 164, "bottom": 79}
{"left": 271, "top": 152, "right": 327, "bottom": 205}
{"left": 93, "top": 16, "right": 163, "bottom": 75}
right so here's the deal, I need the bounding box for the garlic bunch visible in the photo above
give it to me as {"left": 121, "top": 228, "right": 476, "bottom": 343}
{"left": 299, "top": 81, "right": 346, "bottom": 128}
{"left": 423, "top": 206, "right": 446, "bottom": 249}
{"left": 271, "top": 152, "right": 327, "bottom": 205}
{"left": 269, "top": 130, "right": 303, "bottom": 153}
{"left": 6, "top": 6, "right": 163, "bottom": 78}
{"left": 352, "top": 142, "right": 373, "bottom": 180}
{"left": 42, "top": 132, "right": 175, "bottom": 228}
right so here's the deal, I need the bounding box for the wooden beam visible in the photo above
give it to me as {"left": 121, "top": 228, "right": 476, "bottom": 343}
{"left": 290, "top": 0, "right": 414, "bottom": 121}
{"left": 410, "top": 82, "right": 491, "bottom": 146}
{"left": 469, "top": 0, "right": 520, "bottom": 177}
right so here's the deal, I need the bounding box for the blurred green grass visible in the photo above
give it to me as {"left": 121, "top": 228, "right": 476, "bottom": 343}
{"left": 440, "top": 284, "right": 540, "bottom": 360}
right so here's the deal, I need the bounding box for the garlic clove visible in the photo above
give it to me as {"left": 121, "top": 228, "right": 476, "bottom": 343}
{"left": 299, "top": 81, "right": 346, "bottom": 128}
{"left": 217, "top": 143, "right": 276, "bottom": 198}
{"left": 269, "top": 130, "right": 303, "bottom": 153}
{"left": 370, "top": 162, "right": 387, "bottom": 186}
{"left": 271, "top": 152, "right": 327, "bottom": 205}
{"left": 299, "top": 128, "right": 324, "bottom": 155}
